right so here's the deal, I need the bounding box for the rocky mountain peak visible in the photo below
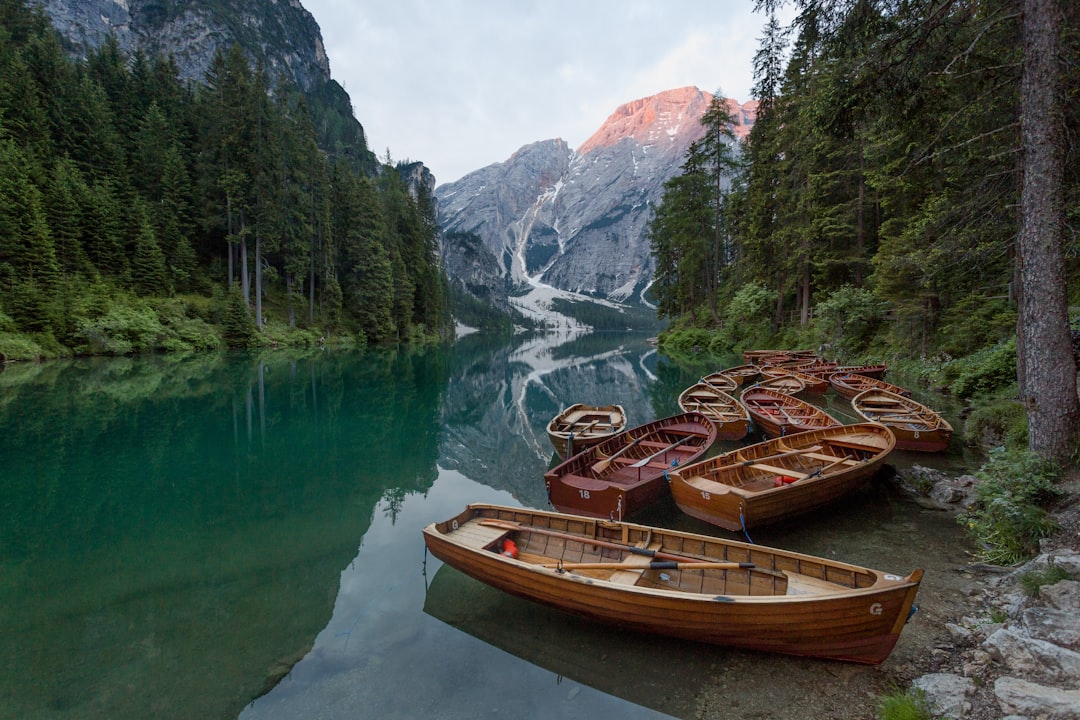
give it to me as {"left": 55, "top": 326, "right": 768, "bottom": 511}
{"left": 578, "top": 87, "right": 755, "bottom": 156}
{"left": 437, "top": 86, "right": 753, "bottom": 324}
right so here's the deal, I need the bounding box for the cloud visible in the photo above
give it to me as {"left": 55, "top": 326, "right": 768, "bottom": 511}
{"left": 303, "top": 0, "right": 780, "bottom": 184}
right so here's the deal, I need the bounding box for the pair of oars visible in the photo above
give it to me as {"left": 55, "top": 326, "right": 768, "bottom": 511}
{"left": 592, "top": 435, "right": 692, "bottom": 473}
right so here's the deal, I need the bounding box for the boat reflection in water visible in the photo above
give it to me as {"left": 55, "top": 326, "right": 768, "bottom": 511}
{"left": 423, "top": 561, "right": 717, "bottom": 720}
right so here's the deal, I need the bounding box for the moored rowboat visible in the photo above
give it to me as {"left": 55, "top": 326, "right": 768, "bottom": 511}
{"left": 829, "top": 373, "right": 911, "bottom": 400}
{"left": 546, "top": 403, "right": 627, "bottom": 460}
{"left": 761, "top": 367, "right": 829, "bottom": 394}
{"left": 677, "top": 383, "right": 752, "bottom": 441}
{"left": 741, "top": 386, "right": 841, "bottom": 438}
{"left": 700, "top": 371, "right": 738, "bottom": 393}
{"left": 835, "top": 364, "right": 888, "bottom": 380}
{"left": 668, "top": 423, "right": 895, "bottom": 531}
{"left": 720, "top": 364, "right": 761, "bottom": 385}
{"left": 851, "top": 389, "right": 953, "bottom": 452}
{"left": 422, "top": 503, "right": 922, "bottom": 664}
{"left": 544, "top": 412, "right": 716, "bottom": 520}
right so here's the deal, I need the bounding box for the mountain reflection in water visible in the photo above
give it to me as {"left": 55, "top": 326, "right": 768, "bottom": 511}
{"left": 1, "top": 332, "right": 972, "bottom": 720}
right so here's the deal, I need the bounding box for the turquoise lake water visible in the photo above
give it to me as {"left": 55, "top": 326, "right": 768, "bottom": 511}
{"left": 0, "top": 333, "right": 975, "bottom": 719}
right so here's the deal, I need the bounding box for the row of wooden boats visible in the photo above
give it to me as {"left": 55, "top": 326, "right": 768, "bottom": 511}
{"left": 424, "top": 351, "right": 931, "bottom": 665}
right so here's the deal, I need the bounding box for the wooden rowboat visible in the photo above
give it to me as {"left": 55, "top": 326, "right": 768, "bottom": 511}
{"left": 744, "top": 349, "right": 819, "bottom": 365}
{"left": 677, "top": 383, "right": 752, "bottom": 440}
{"left": 753, "top": 374, "right": 806, "bottom": 395}
{"left": 544, "top": 412, "right": 716, "bottom": 520}
{"left": 741, "top": 386, "right": 841, "bottom": 438}
{"left": 668, "top": 423, "right": 895, "bottom": 531}
{"left": 546, "top": 403, "right": 627, "bottom": 460}
{"left": 851, "top": 389, "right": 953, "bottom": 452}
{"left": 422, "top": 503, "right": 922, "bottom": 664}
{"left": 761, "top": 367, "right": 829, "bottom": 393}
{"left": 719, "top": 364, "right": 761, "bottom": 385}
{"left": 829, "top": 373, "right": 912, "bottom": 400}
{"left": 835, "top": 363, "right": 888, "bottom": 380}
{"left": 700, "top": 371, "right": 738, "bottom": 393}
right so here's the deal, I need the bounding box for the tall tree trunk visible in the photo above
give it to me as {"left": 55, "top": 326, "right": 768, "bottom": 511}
{"left": 254, "top": 231, "right": 263, "bottom": 329}
{"left": 1017, "top": 0, "right": 1078, "bottom": 460}
{"left": 226, "top": 194, "right": 234, "bottom": 287}
{"left": 856, "top": 150, "right": 865, "bottom": 287}
{"left": 240, "top": 213, "right": 250, "bottom": 307}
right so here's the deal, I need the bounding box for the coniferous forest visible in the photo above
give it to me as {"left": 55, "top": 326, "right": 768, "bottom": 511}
{"left": 649, "top": 0, "right": 1080, "bottom": 460}
{"left": 0, "top": 0, "right": 452, "bottom": 358}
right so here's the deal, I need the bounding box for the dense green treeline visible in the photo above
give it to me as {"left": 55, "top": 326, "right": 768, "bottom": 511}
{"left": 0, "top": 0, "right": 452, "bottom": 359}
{"left": 650, "top": 0, "right": 1078, "bottom": 369}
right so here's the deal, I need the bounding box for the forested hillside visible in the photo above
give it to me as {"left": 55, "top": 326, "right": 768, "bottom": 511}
{"left": 0, "top": 0, "right": 452, "bottom": 359}
{"left": 649, "top": 0, "right": 1079, "bottom": 459}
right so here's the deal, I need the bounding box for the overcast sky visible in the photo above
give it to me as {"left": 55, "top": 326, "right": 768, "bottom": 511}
{"left": 301, "top": 1, "right": 786, "bottom": 186}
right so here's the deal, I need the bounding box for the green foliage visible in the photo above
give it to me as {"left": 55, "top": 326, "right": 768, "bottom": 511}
{"left": 875, "top": 688, "right": 931, "bottom": 720}
{"left": 74, "top": 303, "right": 165, "bottom": 355}
{"left": 960, "top": 447, "right": 1062, "bottom": 565}
{"left": 940, "top": 338, "right": 1017, "bottom": 399}
{"left": 220, "top": 286, "right": 257, "bottom": 348}
{"left": 658, "top": 327, "right": 716, "bottom": 356}
{"left": 720, "top": 281, "right": 777, "bottom": 349}
{"left": 1018, "top": 565, "right": 1073, "bottom": 597}
{"left": 962, "top": 392, "right": 1028, "bottom": 449}
{"left": 814, "top": 284, "right": 884, "bottom": 357}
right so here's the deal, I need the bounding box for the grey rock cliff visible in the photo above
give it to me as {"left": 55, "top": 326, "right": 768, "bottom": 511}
{"left": 36, "top": 0, "right": 331, "bottom": 92}
{"left": 436, "top": 87, "right": 755, "bottom": 311}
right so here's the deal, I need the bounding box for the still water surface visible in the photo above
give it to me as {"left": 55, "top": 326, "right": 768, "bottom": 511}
{"left": 1, "top": 333, "right": 974, "bottom": 719}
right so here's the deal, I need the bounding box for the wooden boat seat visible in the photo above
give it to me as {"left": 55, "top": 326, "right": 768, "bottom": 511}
{"left": 784, "top": 571, "right": 840, "bottom": 595}
{"left": 799, "top": 452, "right": 860, "bottom": 466}
{"left": 749, "top": 463, "right": 808, "bottom": 479}
{"left": 460, "top": 521, "right": 513, "bottom": 548}
{"left": 684, "top": 475, "right": 732, "bottom": 493}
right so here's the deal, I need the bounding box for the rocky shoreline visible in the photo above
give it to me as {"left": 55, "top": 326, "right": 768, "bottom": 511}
{"left": 899, "top": 467, "right": 1080, "bottom": 720}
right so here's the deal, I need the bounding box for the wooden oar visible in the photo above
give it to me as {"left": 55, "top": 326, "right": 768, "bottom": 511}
{"left": 738, "top": 444, "right": 823, "bottom": 467}
{"left": 630, "top": 435, "right": 692, "bottom": 467}
{"left": 591, "top": 435, "right": 642, "bottom": 473}
{"left": 543, "top": 560, "right": 754, "bottom": 571}
{"left": 477, "top": 519, "right": 702, "bottom": 562}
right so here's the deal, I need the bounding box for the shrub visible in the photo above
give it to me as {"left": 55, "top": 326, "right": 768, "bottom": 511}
{"left": 1018, "top": 565, "right": 1072, "bottom": 597}
{"left": 814, "top": 285, "right": 885, "bottom": 357}
{"left": 940, "top": 338, "right": 1017, "bottom": 398}
{"left": 959, "top": 447, "right": 1061, "bottom": 565}
{"left": 876, "top": 688, "right": 931, "bottom": 720}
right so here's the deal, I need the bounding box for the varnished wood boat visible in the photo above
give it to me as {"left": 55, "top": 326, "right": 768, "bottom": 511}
{"left": 851, "top": 389, "right": 953, "bottom": 452}
{"left": 744, "top": 349, "right": 819, "bottom": 366}
{"left": 677, "top": 383, "right": 752, "bottom": 441}
{"left": 741, "top": 386, "right": 841, "bottom": 438}
{"left": 835, "top": 363, "right": 888, "bottom": 380}
{"left": 668, "top": 423, "right": 895, "bottom": 531}
{"left": 829, "top": 373, "right": 912, "bottom": 400}
{"left": 761, "top": 367, "right": 829, "bottom": 393}
{"left": 796, "top": 361, "right": 840, "bottom": 377}
{"left": 422, "top": 503, "right": 923, "bottom": 664}
{"left": 719, "top": 364, "right": 761, "bottom": 386}
{"left": 546, "top": 403, "right": 627, "bottom": 460}
{"left": 544, "top": 412, "right": 716, "bottom": 520}
{"left": 700, "top": 371, "right": 738, "bottom": 393}
{"left": 753, "top": 374, "right": 806, "bottom": 395}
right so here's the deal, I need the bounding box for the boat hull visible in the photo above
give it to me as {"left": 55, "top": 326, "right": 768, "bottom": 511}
{"left": 851, "top": 389, "right": 953, "bottom": 452}
{"left": 422, "top": 504, "right": 922, "bottom": 665}
{"left": 741, "top": 386, "right": 841, "bottom": 438}
{"left": 544, "top": 412, "right": 716, "bottom": 520}
{"left": 677, "top": 383, "right": 751, "bottom": 441}
{"left": 546, "top": 403, "right": 627, "bottom": 460}
{"left": 668, "top": 424, "right": 895, "bottom": 531}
